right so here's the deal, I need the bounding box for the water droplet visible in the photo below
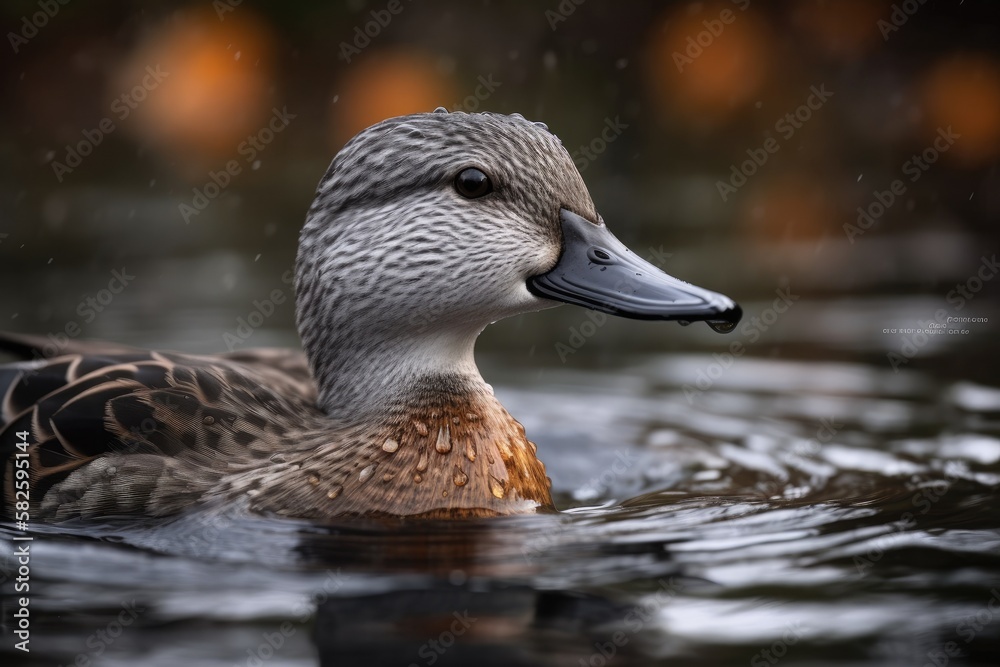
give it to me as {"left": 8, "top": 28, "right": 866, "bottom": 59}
{"left": 465, "top": 442, "right": 477, "bottom": 462}
{"left": 436, "top": 425, "right": 452, "bottom": 454}
{"left": 707, "top": 319, "right": 736, "bottom": 333}
{"left": 382, "top": 472, "right": 395, "bottom": 482}
{"left": 413, "top": 473, "right": 423, "bottom": 484}
{"left": 416, "top": 450, "right": 429, "bottom": 473}
{"left": 498, "top": 438, "right": 514, "bottom": 460}
{"left": 413, "top": 420, "right": 429, "bottom": 437}
{"left": 489, "top": 475, "right": 505, "bottom": 499}
{"left": 452, "top": 416, "right": 460, "bottom": 425}
{"left": 453, "top": 466, "right": 468, "bottom": 487}
{"left": 359, "top": 463, "right": 377, "bottom": 483}
{"left": 327, "top": 485, "right": 343, "bottom": 499}
{"left": 202, "top": 415, "right": 215, "bottom": 425}
{"left": 706, "top": 306, "right": 742, "bottom": 334}
{"left": 106, "top": 466, "right": 117, "bottom": 476}
{"left": 382, "top": 438, "right": 399, "bottom": 453}
{"left": 442, "top": 490, "right": 448, "bottom": 497}
{"left": 466, "top": 413, "right": 479, "bottom": 421}
{"left": 307, "top": 473, "right": 320, "bottom": 486}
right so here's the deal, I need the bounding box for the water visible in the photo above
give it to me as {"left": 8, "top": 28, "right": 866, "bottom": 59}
{"left": 3, "top": 353, "right": 999, "bottom": 667}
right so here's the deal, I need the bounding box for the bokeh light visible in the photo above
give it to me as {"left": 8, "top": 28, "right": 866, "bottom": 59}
{"left": 920, "top": 54, "right": 1000, "bottom": 166}
{"left": 112, "top": 8, "right": 277, "bottom": 173}
{"left": 331, "top": 51, "right": 455, "bottom": 148}
{"left": 645, "top": 2, "right": 769, "bottom": 122}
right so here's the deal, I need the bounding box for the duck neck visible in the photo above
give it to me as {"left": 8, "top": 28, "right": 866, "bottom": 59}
{"left": 304, "top": 323, "right": 491, "bottom": 421}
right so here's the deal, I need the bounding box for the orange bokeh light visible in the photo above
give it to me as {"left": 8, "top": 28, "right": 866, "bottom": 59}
{"left": 921, "top": 54, "right": 1000, "bottom": 165}
{"left": 112, "top": 8, "right": 277, "bottom": 168}
{"left": 646, "top": 2, "right": 769, "bottom": 120}
{"left": 331, "top": 51, "right": 455, "bottom": 147}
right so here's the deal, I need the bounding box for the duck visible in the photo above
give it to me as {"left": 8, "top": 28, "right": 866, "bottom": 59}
{"left": 0, "top": 111, "right": 740, "bottom": 522}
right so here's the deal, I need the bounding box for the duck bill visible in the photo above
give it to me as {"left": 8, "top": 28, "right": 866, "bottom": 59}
{"left": 528, "top": 209, "right": 742, "bottom": 333}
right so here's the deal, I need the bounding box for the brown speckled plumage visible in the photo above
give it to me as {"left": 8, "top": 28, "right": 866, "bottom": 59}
{"left": 0, "top": 337, "right": 552, "bottom": 520}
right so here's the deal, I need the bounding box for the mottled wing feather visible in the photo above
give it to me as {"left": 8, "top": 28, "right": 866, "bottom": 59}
{"left": 0, "top": 333, "right": 323, "bottom": 519}
{"left": 219, "top": 348, "right": 316, "bottom": 403}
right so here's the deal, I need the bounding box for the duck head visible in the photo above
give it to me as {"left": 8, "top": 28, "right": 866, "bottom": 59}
{"left": 296, "top": 111, "right": 740, "bottom": 418}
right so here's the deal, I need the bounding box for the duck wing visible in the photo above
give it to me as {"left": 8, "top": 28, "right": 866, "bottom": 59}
{"left": 0, "top": 333, "right": 321, "bottom": 520}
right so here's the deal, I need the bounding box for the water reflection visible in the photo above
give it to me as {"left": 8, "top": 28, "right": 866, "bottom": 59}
{"left": 2, "top": 355, "right": 998, "bottom": 666}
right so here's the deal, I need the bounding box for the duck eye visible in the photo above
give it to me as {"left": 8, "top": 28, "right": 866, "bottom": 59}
{"left": 454, "top": 168, "right": 493, "bottom": 199}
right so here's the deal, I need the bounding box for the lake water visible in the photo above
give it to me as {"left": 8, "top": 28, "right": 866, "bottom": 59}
{"left": 3, "top": 347, "right": 999, "bottom": 667}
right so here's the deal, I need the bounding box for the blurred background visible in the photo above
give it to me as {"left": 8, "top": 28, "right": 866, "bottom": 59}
{"left": 2, "top": 0, "right": 999, "bottom": 381}
{"left": 3, "top": 4, "right": 1000, "bottom": 666}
